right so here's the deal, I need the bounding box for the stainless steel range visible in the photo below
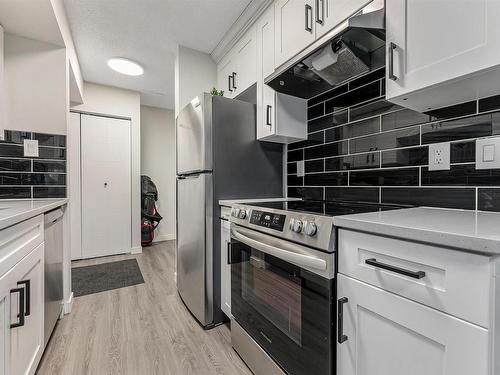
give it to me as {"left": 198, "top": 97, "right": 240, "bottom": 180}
{"left": 228, "top": 200, "right": 405, "bottom": 375}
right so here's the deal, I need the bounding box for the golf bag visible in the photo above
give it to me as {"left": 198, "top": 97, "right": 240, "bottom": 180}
{"left": 141, "top": 176, "right": 162, "bottom": 246}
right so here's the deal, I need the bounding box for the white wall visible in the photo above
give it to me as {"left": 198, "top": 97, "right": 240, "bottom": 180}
{"left": 4, "top": 33, "right": 67, "bottom": 134}
{"left": 140, "top": 105, "right": 176, "bottom": 241}
{"left": 175, "top": 45, "right": 217, "bottom": 117}
{"left": 72, "top": 82, "right": 142, "bottom": 253}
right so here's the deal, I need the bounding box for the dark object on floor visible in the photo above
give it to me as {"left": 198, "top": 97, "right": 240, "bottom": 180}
{"left": 141, "top": 175, "right": 163, "bottom": 246}
{"left": 72, "top": 259, "right": 145, "bottom": 297}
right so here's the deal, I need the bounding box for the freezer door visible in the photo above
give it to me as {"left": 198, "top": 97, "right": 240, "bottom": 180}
{"left": 176, "top": 94, "right": 213, "bottom": 174}
{"left": 176, "top": 173, "right": 213, "bottom": 326}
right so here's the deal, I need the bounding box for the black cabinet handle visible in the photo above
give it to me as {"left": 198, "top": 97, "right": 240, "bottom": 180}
{"left": 17, "top": 280, "right": 30, "bottom": 316}
{"left": 315, "top": 0, "right": 324, "bottom": 25}
{"left": 227, "top": 242, "right": 232, "bottom": 265}
{"left": 228, "top": 75, "right": 233, "bottom": 92}
{"left": 266, "top": 105, "right": 272, "bottom": 126}
{"left": 10, "top": 287, "right": 25, "bottom": 329}
{"left": 305, "top": 4, "right": 313, "bottom": 32}
{"left": 388, "top": 42, "right": 398, "bottom": 81}
{"left": 365, "top": 258, "right": 426, "bottom": 279}
{"left": 337, "top": 297, "right": 348, "bottom": 344}
{"left": 232, "top": 72, "right": 237, "bottom": 90}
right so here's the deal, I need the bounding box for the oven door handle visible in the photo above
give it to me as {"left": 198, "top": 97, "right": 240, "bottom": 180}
{"left": 230, "top": 228, "right": 327, "bottom": 271}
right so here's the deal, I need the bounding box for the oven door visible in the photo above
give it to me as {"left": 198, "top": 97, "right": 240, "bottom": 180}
{"left": 230, "top": 224, "right": 335, "bottom": 375}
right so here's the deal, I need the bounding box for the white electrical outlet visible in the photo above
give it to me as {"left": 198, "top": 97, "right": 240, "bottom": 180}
{"left": 297, "top": 160, "right": 305, "bottom": 177}
{"left": 23, "top": 139, "right": 39, "bottom": 157}
{"left": 428, "top": 142, "right": 450, "bottom": 171}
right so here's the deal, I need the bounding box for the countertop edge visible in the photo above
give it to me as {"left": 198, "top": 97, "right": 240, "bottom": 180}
{"left": 0, "top": 199, "right": 69, "bottom": 231}
{"left": 334, "top": 215, "right": 500, "bottom": 256}
{"left": 218, "top": 197, "right": 300, "bottom": 206}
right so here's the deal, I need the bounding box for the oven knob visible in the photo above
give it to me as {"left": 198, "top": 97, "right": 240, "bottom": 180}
{"left": 304, "top": 221, "right": 318, "bottom": 236}
{"left": 292, "top": 219, "right": 303, "bottom": 233}
{"left": 231, "top": 208, "right": 240, "bottom": 218}
{"left": 289, "top": 218, "right": 295, "bottom": 230}
{"left": 238, "top": 209, "right": 247, "bottom": 219}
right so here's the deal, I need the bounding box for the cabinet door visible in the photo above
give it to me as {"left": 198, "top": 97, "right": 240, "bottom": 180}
{"left": 9, "top": 244, "right": 44, "bottom": 375}
{"left": 337, "top": 274, "right": 489, "bottom": 375}
{"left": 316, "top": 0, "right": 372, "bottom": 38}
{"left": 234, "top": 26, "right": 257, "bottom": 97}
{"left": 257, "top": 5, "right": 276, "bottom": 140}
{"left": 217, "top": 55, "right": 234, "bottom": 98}
{"left": 220, "top": 220, "right": 231, "bottom": 317}
{"left": 0, "top": 279, "right": 9, "bottom": 375}
{"left": 275, "top": 0, "right": 316, "bottom": 68}
{"left": 386, "top": 0, "right": 500, "bottom": 109}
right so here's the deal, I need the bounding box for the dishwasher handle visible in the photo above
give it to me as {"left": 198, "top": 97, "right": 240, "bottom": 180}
{"left": 44, "top": 208, "right": 64, "bottom": 226}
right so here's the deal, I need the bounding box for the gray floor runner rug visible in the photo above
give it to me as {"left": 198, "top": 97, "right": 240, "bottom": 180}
{"left": 72, "top": 259, "right": 145, "bottom": 297}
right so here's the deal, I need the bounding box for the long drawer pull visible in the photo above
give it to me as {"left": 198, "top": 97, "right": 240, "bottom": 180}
{"left": 10, "top": 287, "right": 25, "bottom": 329}
{"left": 365, "top": 258, "right": 426, "bottom": 279}
{"left": 337, "top": 297, "right": 348, "bottom": 344}
{"left": 17, "top": 280, "right": 31, "bottom": 316}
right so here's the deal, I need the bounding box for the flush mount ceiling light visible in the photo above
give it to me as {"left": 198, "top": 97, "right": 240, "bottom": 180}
{"left": 107, "top": 57, "right": 144, "bottom": 76}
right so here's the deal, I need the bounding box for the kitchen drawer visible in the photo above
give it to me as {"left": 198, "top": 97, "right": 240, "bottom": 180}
{"left": 0, "top": 215, "right": 44, "bottom": 279}
{"left": 338, "top": 229, "right": 491, "bottom": 327}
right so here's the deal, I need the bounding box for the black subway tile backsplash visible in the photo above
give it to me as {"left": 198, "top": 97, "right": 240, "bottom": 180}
{"left": 325, "top": 117, "right": 379, "bottom": 142}
{"left": 426, "top": 100, "right": 477, "bottom": 120}
{"left": 325, "top": 153, "right": 379, "bottom": 171}
{"left": 349, "top": 127, "right": 420, "bottom": 154}
{"left": 478, "top": 188, "right": 500, "bottom": 211}
{"left": 0, "top": 159, "right": 32, "bottom": 172}
{"left": 304, "top": 172, "right": 348, "bottom": 186}
{"left": 33, "top": 187, "right": 66, "bottom": 199}
{"left": 381, "top": 187, "right": 476, "bottom": 210}
{"left": 479, "top": 95, "right": 500, "bottom": 113}
{"left": 305, "top": 141, "right": 348, "bottom": 160}
{"left": 350, "top": 168, "right": 419, "bottom": 186}
{"left": 0, "top": 130, "right": 67, "bottom": 199}
{"left": 381, "top": 147, "right": 428, "bottom": 168}
{"left": 288, "top": 67, "right": 500, "bottom": 211}
{"left": 325, "top": 187, "right": 380, "bottom": 203}
{"left": 287, "top": 175, "right": 303, "bottom": 186}
{"left": 381, "top": 109, "right": 430, "bottom": 131}
{"left": 288, "top": 186, "right": 324, "bottom": 200}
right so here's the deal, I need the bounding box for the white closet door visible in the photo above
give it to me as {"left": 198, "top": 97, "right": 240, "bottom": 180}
{"left": 81, "top": 114, "right": 131, "bottom": 258}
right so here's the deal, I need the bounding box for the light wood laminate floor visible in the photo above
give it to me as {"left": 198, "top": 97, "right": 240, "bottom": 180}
{"left": 36, "top": 241, "right": 252, "bottom": 375}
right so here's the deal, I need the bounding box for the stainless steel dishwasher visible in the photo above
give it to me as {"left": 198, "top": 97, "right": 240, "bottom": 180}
{"left": 44, "top": 208, "right": 64, "bottom": 345}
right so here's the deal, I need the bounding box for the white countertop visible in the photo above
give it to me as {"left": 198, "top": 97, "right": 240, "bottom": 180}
{"left": 219, "top": 197, "right": 300, "bottom": 206}
{"left": 333, "top": 207, "right": 500, "bottom": 255}
{"left": 0, "top": 199, "right": 68, "bottom": 230}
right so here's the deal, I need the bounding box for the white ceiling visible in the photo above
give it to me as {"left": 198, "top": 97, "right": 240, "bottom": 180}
{"left": 63, "top": 0, "right": 255, "bottom": 109}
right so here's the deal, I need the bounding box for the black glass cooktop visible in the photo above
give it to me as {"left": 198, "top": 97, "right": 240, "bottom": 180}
{"left": 244, "top": 200, "right": 410, "bottom": 217}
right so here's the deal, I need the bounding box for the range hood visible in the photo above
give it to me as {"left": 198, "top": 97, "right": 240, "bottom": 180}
{"left": 266, "top": 3, "right": 386, "bottom": 99}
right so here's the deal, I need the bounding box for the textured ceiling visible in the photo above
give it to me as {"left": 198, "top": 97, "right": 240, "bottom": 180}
{"left": 63, "top": 0, "right": 254, "bottom": 108}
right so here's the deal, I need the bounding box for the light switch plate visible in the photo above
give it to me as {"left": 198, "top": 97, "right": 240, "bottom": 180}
{"left": 297, "top": 161, "right": 305, "bottom": 177}
{"left": 476, "top": 136, "right": 500, "bottom": 169}
{"left": 428, "top": 142, "right": 450, "bottom": 171}
{"left": 23, "top": 139, "right": 39, "bottom": 157}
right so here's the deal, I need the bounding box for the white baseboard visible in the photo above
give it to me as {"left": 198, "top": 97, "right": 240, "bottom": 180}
{"left": 153, "top": 234, "right": 176, "bottom": 243}
{"left": 64, "top": 292, "right": 74, "bottom": 315}
{"left": 131, "top": 246, "right": 143, "bottom": 254}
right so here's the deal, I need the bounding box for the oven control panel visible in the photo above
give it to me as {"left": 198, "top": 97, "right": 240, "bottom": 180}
{"left": 249, "top": 210, "right": 286, "bottom": 232}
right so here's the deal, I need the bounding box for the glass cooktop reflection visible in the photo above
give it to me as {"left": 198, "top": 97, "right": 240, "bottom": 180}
{"left": 244, "top": 200, "right": 410, "bottom": 217}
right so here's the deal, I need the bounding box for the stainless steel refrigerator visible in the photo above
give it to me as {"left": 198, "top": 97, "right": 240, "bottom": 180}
{"left": 176, "top": 93, "right": 283, "bottom": 328}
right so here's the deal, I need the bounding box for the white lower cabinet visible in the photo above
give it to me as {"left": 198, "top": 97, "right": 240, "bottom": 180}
{"left": 337, "top": 274, "right": 489, "bottom": 375}
{"left": 1, "top": 243, "right": 44, "bottom": 375}
{"left": 220, "top": 219, "right": 231, "bottom": 317}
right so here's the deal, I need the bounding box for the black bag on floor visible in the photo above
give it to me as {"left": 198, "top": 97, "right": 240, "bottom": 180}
{"left": 141, "top": 176, "right": 162, "bottom": 246}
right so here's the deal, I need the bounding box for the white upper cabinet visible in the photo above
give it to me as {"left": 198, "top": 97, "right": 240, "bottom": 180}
{"left": 216, "top": 26, "right": 257, "bottom": 99}
{"left": 337, "top": 274, "right": 489, "bottom": 375}
{"left": 257, "top": 5, "right": 307, "bottom": 144}
{"left": 274, "top": 0, "right": 316, "bottom": 68}
{"left": 386, "top": 0, "right": 500, "bottom": 112}
{"left": 234, "top": 26, "right": 257, "bottom": 96}
{"left": 316, "top": 0, "right": 372, "bottom": 39}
